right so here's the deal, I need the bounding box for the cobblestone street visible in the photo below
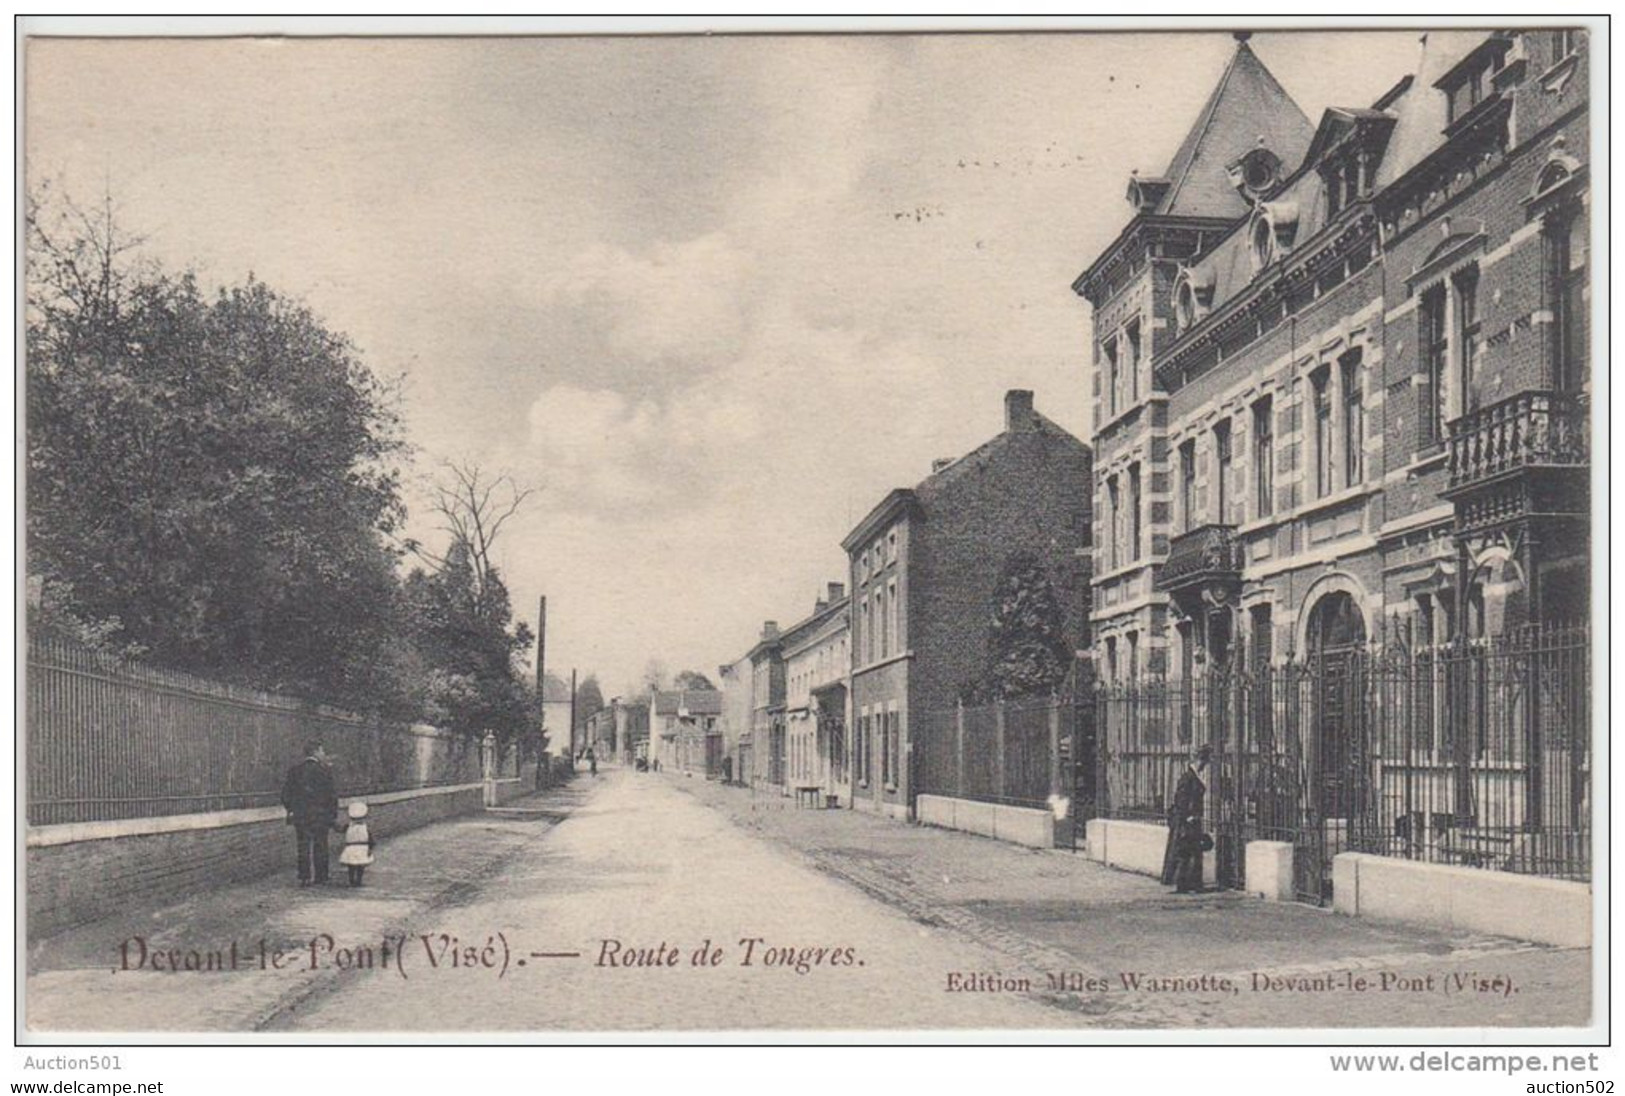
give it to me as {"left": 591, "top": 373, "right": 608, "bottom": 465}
{"left": 27, "top": 769, "right": 1591, "bottom": 1033}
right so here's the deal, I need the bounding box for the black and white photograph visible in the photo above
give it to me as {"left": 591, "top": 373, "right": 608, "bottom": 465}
{"left": 16, "top": 17, "right": 1604, "bottom": 1055}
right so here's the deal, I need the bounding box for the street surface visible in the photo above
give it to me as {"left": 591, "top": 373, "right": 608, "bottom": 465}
{"left": 27, "top": 768, "right": 1591, "bottom": 1032}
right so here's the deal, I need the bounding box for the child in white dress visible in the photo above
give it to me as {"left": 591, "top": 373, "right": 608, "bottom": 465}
{"left": 339, "top": 801, "right": 375, "bottom": 886}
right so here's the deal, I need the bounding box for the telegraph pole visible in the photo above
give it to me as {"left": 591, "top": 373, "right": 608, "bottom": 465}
{"left": 570, "top": 667, "right": 579, "bottom": 769}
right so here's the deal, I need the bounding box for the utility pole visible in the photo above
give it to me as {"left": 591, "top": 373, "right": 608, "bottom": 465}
{"left": 536, "top": 596, "right": 547, "bottom": 694}
{"left": 570, "top": 667, "right": 579, "bottom": 769}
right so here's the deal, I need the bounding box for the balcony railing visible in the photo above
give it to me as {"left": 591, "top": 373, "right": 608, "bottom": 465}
{"left": 1446, "top": 390, "right": 1587, "bottom": 491}
{"left": 1156, "top": 523, "right": 1241, "bottom": 592}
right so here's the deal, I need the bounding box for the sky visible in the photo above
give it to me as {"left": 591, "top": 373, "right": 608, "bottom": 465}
{"left": 26, "top": 27, "right": 1431, "bottom": 697}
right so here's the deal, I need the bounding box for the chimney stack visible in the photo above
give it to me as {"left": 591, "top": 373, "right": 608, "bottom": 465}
{"left": 1005, "top": 389, "right": 1036, "bottom": 432}
{"left": 761, "top": 620, "right": 780, "bottom": 641}
{"left": 827, "top": 581, "right": 846, "bottom": 603}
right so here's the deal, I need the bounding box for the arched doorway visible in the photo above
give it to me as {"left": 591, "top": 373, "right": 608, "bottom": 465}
{"left": 1304, "top": 590, "right": 1370, "bottom": 900}
{"left": 1306, "top": 590, "right": 1366, "bottom": 823}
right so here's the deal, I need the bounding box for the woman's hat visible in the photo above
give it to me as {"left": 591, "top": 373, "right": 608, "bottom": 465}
{"left": 347, "top": 801, "right": 368, "bottom": 819}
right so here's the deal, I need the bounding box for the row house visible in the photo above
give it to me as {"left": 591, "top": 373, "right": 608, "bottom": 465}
{"left": 649, "top": 688, "right": 723, "bottom": 775}
{"left": 716, "top": 653, "right": 754, "bottom": 784}
{"left": 782, "top": 584, "right": 851, "bottom": 806}
{"left": 1077, "top": 29, "right": 1588, "bottom": 681}
{"left": 842, "top": 390, "right": 1094, "bottom": 819}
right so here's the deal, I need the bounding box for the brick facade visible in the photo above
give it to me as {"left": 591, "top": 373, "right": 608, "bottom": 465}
{"left": 1077, "top": 30, "right": 1590, "bottom": 676}
{"left": 843, "top": 390, "right": 1093, "bottom": 819}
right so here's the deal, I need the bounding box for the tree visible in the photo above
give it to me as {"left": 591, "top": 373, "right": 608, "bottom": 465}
{"left": 26, "top": 189, "right": 410, "bottom": 712}
{"left": 972, "top": 551, "right": 1075, "bottom": 701}
{"left": 405, "top": 460, "right": 533, "bottom": 615}
{"left": 673, "top": 669, "right": 716, "bottom": 692}
{"left": 641, "top": 658, "right": 669, "bottom": 694}
{"left": 401, "top": 460, "right": 537, "bottom": 743}
{"left": 573, "top": 674, "right": 606, "bottom": 752}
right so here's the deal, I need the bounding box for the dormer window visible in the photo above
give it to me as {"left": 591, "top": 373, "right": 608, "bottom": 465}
{"left": 1248, "top": 203, "right": 1299, "bottom": 274}
{"left": 1437, "top": 35, "right": 1513, "bottom": 128}
{"left": 1172, "top": 264, "right": 1215, "bottom": 335}
{"left": 1228, "top": 145, "right": 1283, "bottom": 201}
{"left": 1175, "top": 282, "right": 1197, "bottom": 332}
{"left": 1250, "top": 215, "right": 1275, "bottom": 271}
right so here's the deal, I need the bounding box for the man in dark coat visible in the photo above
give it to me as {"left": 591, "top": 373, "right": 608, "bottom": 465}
{"left": 1161, "top": 744, "right": 1212, "bottom": 893}
{"left": 281, "top": 741, "right": 339, "bottom": 886}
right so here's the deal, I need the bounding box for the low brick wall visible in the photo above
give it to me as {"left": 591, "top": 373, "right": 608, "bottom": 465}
{"left": 1332, "top": 852, "right": 1591, "bottom": 947}
{"left": 27, "top": 783, "right": 485, "bottom": 939}
{"left": 1084, "top": 818, "right": 1215, "bottom": 886}
{"left": 916, "top": 794, "right": 1057, "bottom": 849}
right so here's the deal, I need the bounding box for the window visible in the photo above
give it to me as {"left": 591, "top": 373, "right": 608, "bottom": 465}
{"left": 887, "top": 578, "right": 899, "bottom": 654}
{"left": 1175, "top": 281, "right": 1197, "bottom": 333}
{"left": 1326, "top": 165, "right": 1346, "bottom": 219}
{"left": 1126, "top": 632, "right": 1139, "bottom": 684}
{"left": 880, "top": 707, "right": 899, "bottom": 789}
{"left": 1341, "top": 348, "right": 1364, "bottom": 486}
{"left": 875, "top": 586, "right": 887, "bottom": 659}
{"left": 1104, "top": 636, "right": 1118, "bottom": 685}
{"left": 1213, "top": 421, "right": 1233, "bottom": 523}
{"left": 1107, "top": 475, "right": 1122, "bottom": 570}
{"left": 857, "top": 711, "right": 870, "bottom": 786}
{"left": 1179, "top": 440, "right": 1197, "bottom": 532}
{"left": 1253, "top": 396, "right": 1274, "bottom": 518}
{"left": 1104, "top": 337, "right": 1121, "bottom": 417}
{"left": 1250, "top": 215, "right": 1274, "bottom": 271}
{"left": 1313, "top": 368, "right": 1334, "bottom": 498}
{"left": 886, "top": 529, "right": 897, "bottom": 563}
{"left": 1420, "top": 286, "right": 1448, "bottom": 446}
{"left": 1447, "top": 62, "right": 1486, "bottom": 125}
{"left": 860, "top": 596, "right": 871, "bottom": 664}
{"left": 1454, "top": 267, "right": 1482, "bottom": 416}
{"left": 1550, "top": 210, "right": 1586, "bottom": 392}
{"left": 890, "top": 709, "right": 902, "bottom": 789}
{"left": 1125, "top": 319, "right": 1142, "bottom": 404}
{"left": 1127, "top": 463, "right": 1142, "bottom": 562}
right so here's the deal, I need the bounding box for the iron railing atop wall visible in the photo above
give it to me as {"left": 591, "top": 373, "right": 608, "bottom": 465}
{"left": 26, "top": 635, "right": 498, "bottom": 826}
{"left": 1093, "top": 624, "right": 1591, "bottom": 895}
{"left": 915, "top": 695, "right": 1063, "bottom": 810}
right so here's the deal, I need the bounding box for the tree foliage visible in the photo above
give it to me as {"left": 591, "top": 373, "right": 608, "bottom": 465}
{"left": 968, "top": 551, "right": 1074, "bottom": 701}
{"left": 673, "top": 669, "right": 715, "bottom": 692}
{"left": 26, "top": 189, "right": 410, "bottom": 712}
{"left": 575, "top": 675, "right": 606, "bottom": 732}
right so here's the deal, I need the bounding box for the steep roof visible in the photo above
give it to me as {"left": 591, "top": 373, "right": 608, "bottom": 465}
{"left": 1153, "top": 37, "right": 1314, "bottom": 218}
{"left": 652, "top": 689, "right": 722, "bottom": 717}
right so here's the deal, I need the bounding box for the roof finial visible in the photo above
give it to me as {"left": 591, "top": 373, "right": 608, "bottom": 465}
{"left": 1234, "top": 31, "right": 1253, "bottom": 44}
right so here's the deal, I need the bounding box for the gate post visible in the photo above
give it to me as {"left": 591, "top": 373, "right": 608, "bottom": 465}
{"left": 481, "top": 730, "right": 498, "bottom": 807}
{"left": 955, "top": 699, "right": 966, "bottom": 799}
{"left": 1048, "top": 698, "right": 1062, "bottom": 798}
{"left": 994, "top": 700, "right": 1007, "bottom": 802}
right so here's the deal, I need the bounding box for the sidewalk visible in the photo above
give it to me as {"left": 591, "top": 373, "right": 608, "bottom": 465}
{"left": 26, "top": 780, "right": 591, "bottom": 1032}
{"left": 668, "top": 775, "right": 1591, "bottom": 1028}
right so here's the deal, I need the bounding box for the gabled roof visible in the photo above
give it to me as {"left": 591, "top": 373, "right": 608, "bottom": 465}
{"left": 651, "top": 689, "right": 722, "bottom": 717}
{"left": 1153, "top": 37, "right": 1314, "bottom": 218}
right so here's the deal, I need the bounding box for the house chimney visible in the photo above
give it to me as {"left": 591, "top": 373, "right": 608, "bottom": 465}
{"left": 827, "top": 581, "right": 846, "bottom": 603}
{"left": 931, "top": 457, "right": 955, "bottom": 473}
{"left": 1005, "top": 389, "right": 1036, "bottom": 431}
{"left": 761, "top": 620, "right": 780, "bottom": 641}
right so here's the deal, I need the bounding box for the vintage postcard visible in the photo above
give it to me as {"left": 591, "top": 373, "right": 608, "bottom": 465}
{"left": 18, "top": 20, "right": 1602, "bottom": 1043}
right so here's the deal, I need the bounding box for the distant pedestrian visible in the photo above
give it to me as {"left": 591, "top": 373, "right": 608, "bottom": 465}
{"left": 1161, "top": 744, "right": 1212, "bottom": 894}
{"left": 281, "top": 741, "right": 339, "bottom": 887}
{"left": 338, "top": 801, "right": 375, "bottom": 887}
{"left": 587, "top": 746, "right": 598, "bottom": 777}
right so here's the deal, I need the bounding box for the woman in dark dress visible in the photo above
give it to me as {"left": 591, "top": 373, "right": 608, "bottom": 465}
{"left": 1161, "top": 744, "right": 1212, "bottom": 893}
